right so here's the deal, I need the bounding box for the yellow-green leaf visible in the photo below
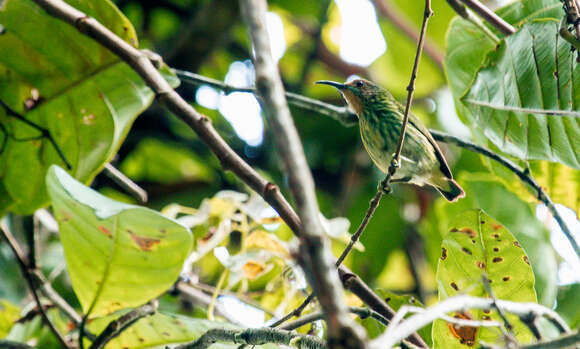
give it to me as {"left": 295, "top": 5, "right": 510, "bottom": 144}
{"left": 46, "top": 165, "right": 192, "bottom": 317}
{"left": 433, "top": 209, "right": 536, "bottom": 348}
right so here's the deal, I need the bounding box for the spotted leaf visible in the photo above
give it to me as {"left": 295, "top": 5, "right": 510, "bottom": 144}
{"left": 433, "top": 209, "right": 536, "bottom": 348}
{"left": 46, "top": 165, "right": 192, "bottom": 317}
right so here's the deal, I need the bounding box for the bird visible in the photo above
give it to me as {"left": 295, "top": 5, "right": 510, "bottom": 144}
{"left": 316, "top": 78, "right": 465, "bottom": 202}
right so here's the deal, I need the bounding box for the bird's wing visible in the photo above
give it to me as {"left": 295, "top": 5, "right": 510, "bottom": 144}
{"left": 403, "top": 107, "right": 453, "bottom": 179}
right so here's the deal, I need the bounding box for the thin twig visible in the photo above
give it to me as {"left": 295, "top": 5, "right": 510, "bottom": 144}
{"left": 519, "top": 331, "right": 580, "bottom": 349}
{"left": 0, "top": 221, "right": 71, "bottom": 349}
{"left": 482, "top": 275, "right": 518, "bottom": 347}
{"left": 175, "top": 327, "right": 326, "bottom": 349}
{"left": 239, "top": 0, "right": 366, "bottom": 347}
{"left": 270, "top": 188, "right": 383, "bottom": 327}
{"left": 388, "top": 0, "right": 433, "bottom": 190}
{"left": 0, "top": 100, "right": 72, "bottom": 169}
{"left": 370, "top": 295, "right": 570, "bottom": 349}
{"left": 102, "top": 164, "right": 148, "bottom": 204}
{"left": 174, "top": 69, "right": 358, "bottom": 126}
{"left": 458, "top": 0, "right": 516, "bottom": 35}
{"left": 372, "top": 0, "right": 445, "bottom": 71}
{"left": 281, "top": 307, "right": 391, "bottom": 331}
{"left": 88, "top": 301, "right": 157, "bottom": 349}
{"left": 338, "top": 267, "right": 428, "bottom": 349}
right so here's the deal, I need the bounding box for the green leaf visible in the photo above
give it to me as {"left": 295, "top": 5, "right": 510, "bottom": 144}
{"left": 375, "top": 290, "right": 432, "bottom": 346}
{"left": 446, "top": 0, "right": 563, "bottom": 111}
{"left": 421, "top": 171, "right": 557, "bottom": 307}
{"left": 0, "top": 300, "right": 20, "bottom": 338}
{"left": 555, "top": 283, "right": 580, "bottom": 329}
{"left": 445, "top": 0, "right": 580, "bottom": 168}
{"left": 0, "top": 0, "right": 179, "bottom": 216}
{"left": 529, "top": 161, "right": 580, "bottom": 217}
{"left": 433, "top": 209, "right": 536, "bottom": 348}
{"left": 463, "top": 20, "right": 580, "bottom": 169}
{"left": 46, "top": 165, "right": 192, "bottom": 317}
{"left": 86, "top": 311, "right": 279, "bottom": 349}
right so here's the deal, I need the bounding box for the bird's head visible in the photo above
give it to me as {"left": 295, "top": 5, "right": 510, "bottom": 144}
{"left": 315, "top": 78, "right": 384, "bottom": 115}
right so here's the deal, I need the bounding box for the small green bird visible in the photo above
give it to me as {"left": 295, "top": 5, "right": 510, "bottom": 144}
{"left": 317, "top": 78, "right": 465, "bottom": 202}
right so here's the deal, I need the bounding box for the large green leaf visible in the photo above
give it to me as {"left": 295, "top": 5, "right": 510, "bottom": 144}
{"left": 0, "top": 0, "right": 179, "bottom": 215}
{"left": 433, "top": 209, "right": 536, "bottom": 348}
{"left": 444, "top": 0, "right": 580, "bottom": 166}
{"left": 420, "top": 171, "right": 557, "bottom": 307}
{"left": 464, "top": 20, "right": 580, "bottom": 168}
{"left": 87, "top": 312, "right": 279, "bottom": 349}
{"left": 46, "top": 165, "right": 192, "bottom": 317}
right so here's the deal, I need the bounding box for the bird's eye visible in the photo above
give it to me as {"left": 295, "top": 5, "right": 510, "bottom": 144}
{"left": 355, "top": 80, "right": 364, "bottom": 88}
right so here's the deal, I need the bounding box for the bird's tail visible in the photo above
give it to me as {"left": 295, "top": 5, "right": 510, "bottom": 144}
{"left": 431, "top": 176, "right": 465, "bottom": 202}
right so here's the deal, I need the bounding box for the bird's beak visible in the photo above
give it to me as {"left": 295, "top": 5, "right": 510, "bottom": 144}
{"left": 315, "top": 80, "right": 346, "bottom": 90}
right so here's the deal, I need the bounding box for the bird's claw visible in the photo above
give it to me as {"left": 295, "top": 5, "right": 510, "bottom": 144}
{"left": 378, "top": 179, "right": 392, "bottom": 194}
{"left": 390, "top": 156, "right": 400, "bottom": 169}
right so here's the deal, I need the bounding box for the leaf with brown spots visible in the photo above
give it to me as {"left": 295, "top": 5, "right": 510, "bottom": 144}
{"left": 0, "top": 0, "right": 179, "bottom": 217}
{"left": 47, "top": 166, "right": 192, "bottom": 317}
{"left": 434, "top": 209, "right": 536, "bottom": 348}
{"left": 128, "top": 231, "right": 161, "bottom": 251}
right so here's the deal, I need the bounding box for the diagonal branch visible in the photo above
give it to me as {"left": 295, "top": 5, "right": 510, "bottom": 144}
{"left": 239, "top": 0, "right": 366, "bottom": 347}
{"left": 457, "top": 0, "right": 516, "bottom": 35}
{"left": 0, "top": 100, "right": 72, "bottom": 170}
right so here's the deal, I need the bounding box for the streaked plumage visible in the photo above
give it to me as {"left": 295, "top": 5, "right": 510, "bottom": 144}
{"left": 317, "top": 78, "right": 465, "bottom": 202}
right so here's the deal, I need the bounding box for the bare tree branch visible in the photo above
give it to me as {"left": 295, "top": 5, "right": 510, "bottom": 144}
{"left": 518, "top": 331, "right": 580, "bottom": 349}
{"left": 175, "top": 327, "right": 326, "bottom": 349}
{"left": 239, "top": 0, "right": 367, "bottom": 347}
{"left": 102, "top": 164, "right": 148, "bottom": 204}
{"left": 458, "top": 0, "right": 516, "bottom": 35}
{"left": 280, "top": 306, "right": 392, "bottom": 331}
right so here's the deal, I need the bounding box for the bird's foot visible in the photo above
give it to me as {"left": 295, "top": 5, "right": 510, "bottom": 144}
{"left": 378, "top": 178, "right": 392, "bottom": 195}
